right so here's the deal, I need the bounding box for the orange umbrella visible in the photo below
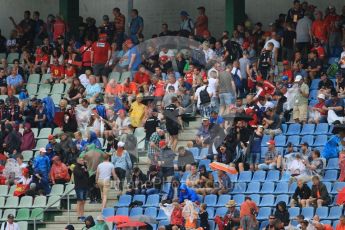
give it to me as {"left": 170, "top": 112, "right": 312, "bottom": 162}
{"left": 209, "top": 162, "right": 237, "bottom": 174}
{"left": 117, "top": 221, "right": 147, "bottom": 228}
{"left": 105, "top": 215, "right": 130, "bottom": 223}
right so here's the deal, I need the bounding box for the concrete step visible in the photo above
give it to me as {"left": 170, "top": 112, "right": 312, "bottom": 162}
{"left": 39, "top": 223, "right": 85, "bottom": 230}
{"left": 54, "top": 212, "right": 101, "bottom": 222}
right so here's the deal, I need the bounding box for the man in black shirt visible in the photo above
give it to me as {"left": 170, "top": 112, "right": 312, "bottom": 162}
{"left": 144, "top": 108, "right": 160, "bottom": 142}
{"left": 0, "top": 30, "right": 6, "bottom": 53}
{"left": 337, "top": 72, "right": 345, "bottom": 97}
{"left": 318, "top": 72, "right": 334, "bottom": 95}
{"left": 306, "top": 50, "right": 322, "bottom": 80}
{"left": 286, "top": 0, "right": 304, "bottom": 24}
{"left": 73, "top": 157, "right": 90, "bottom": 221}
{"left": 159, "top": 23, "right": 173, "bottom": 37}
{"left": 282, "top": 22, "right": 296, "bottom": 60}
{"left": 164, "top": 97, "right": 180, "bottom": 151}
{"left": 258, "top": 42, "right": 273, "bottom": 79}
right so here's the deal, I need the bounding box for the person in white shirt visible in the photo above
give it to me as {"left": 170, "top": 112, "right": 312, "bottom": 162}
{"left": 264, "top": 32, "right": 280, "bottom": 69}
{"left": 0, "top": 214, "right": 19, "bottom": 230}
{"left": 340, "top": 44, "right": 345, "bottom": 69}
{"left": 202, "top": 41, "right": 215, "bottom": 63}
{"left": 165, "top": 74, "right": 179, "bottom": 92}
{"left": 159, "top": 47, "right": 175, "bottom": 60}
{"left": 194, "top": 79, "right": 213, "bottom": 117}
{"left": 96, "top": 154, "right": 117, "bottom": 209}
{"left": 78, "top": 69, "right": 91, "bottom": 88}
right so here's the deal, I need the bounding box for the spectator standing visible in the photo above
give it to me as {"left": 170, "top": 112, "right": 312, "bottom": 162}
{"left": 33, "top": 148, "right": 50, "bottom": 181}
{"left": 164, "top": 97, "right": 181, "bottom": 151}
{"left": 96, "top": 154, "right": 117, "bottom": 209}
{"left": 240, "top": 197, "right": 259, "bottom": 230}
{"left": 129, "top": 9, "right": 144, "bottom": 44}
{"left": 218, "top": 71, "right": 235, "bottom": 115}
{"left": 306, "top": 176, "right": 331, "bottom": 207}
{"left": 195, "top": 6, "right": 208, "bottom": 37}
{"left": 73, "top": 157, "right": 89, "bottom": 222}
{"left": 179, "top": 11, "right": 194, "bottom": 37}
{"left": 286, "top": 0, "right": 304, "bottom": 24}
{"left": 99, "top": 15, "right": 115, "bottom": 44}
{"left": 129, "top": 93, "right": 146, "bottom": 128}
{"left": 296, "top": 12, "right": 312, "bottom": 56}
{"left": 91, "top": 34, "right": 111, "bottom": 84}
{"left": 20, "top": 123, "right": 35, "bottom": 151}
{"left": 158, "top": 140, "right": 175, "bottom": 180}
{"left": 292, "top": 75, "right": 309, "bottom": 123}
{"left": 111, "top": 141, "right": 132, "bottom": 191}
{"left": 0, "top": 214, "right": 19, "bottom": 230}
{"left": 258, "top": 42, "right": 273, "bottom": 80}
{"left": 194, "top": 79, "right": 212, "bottom": 117}
{"left": 113, "top": 8, "right": 126, "bottom": 48}
{"left": 224, "top": 200, "right": 241, "bottom": 229}
{"left": 53, "top": 15, "right": 66, "bottom": 42}
{"left": 125, "top": 39, "right": 142, "bottom": 72}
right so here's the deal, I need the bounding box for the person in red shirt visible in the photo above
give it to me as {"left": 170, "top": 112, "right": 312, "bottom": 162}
{"left": 311, "top": 40, "right": 326, "bottom": 61}
{"left": 35, "top": 46, "right": 49, "bottom": 74}
{"left": 324, "top": 6, "right": 342, "bottom": 52}
{"left": 133, "top": 65, "right": 151, "bottom": 93}
{"left": 62, "top": 63, "right": 76, "bottom": 83}
{"left": 79, "top": 39, "right": 93, "bottom": 71}
{"left": 255, "top": 76, "right": 276, "bottom": 99}
{"left": 195, "top": 6, "right": 208, "bottom": 37}
{"left": 50, "top": 155, "right": 70, "bottom": 184}
{"left": 91, "top": 33, "right": 111, "bottom": 84}
{"left": 308, "top": 93, "right": 327, "bottom": 124}
{"left": 170, "top": 202, "right": 183, "bottom": 227}
{"left": 53, "top": 15, "right": 66, "bottom": 41}
{"left": 281, "top": 60, "right": 294, "bottom": 83}
{"left": 50, "top": 59, "right": 65, "bottom": 83}
{"left": 150, "top": 75, "right": 165, "bottom": 97}
{"left": 312, "top": 11, "right": 327, "bottom": 43}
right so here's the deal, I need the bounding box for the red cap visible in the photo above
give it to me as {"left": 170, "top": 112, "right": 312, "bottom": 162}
{"left": 123, "top": 39, "right": 133, "bottom": 47}
{"left": 282, "top": 60, "right": 289, "bottom": 65}
{"left": 242, "top": 41, "right": 250, "bottom": 49}
{"left": 160, "top": 55, "right": 169, "bottom": 62}
{"left": 22, "top": 168, "right": 29, "bottom": 175}
{"left": 266, "top": 140, "right": 275, "bottom": 146}
{"left": 159, "top": 140, "right": 167, "bottom": 148}
{"left": 99, "top": 33, "right": 107, "bottom": 39}
{"left": 203, "top": 30, "right": 210, "bottom": 37}
{"left": 117, "top": 109, "right": 126, "bottom": 115}
{"left": 48, "top": 135, "right": 55, "bottom": 140}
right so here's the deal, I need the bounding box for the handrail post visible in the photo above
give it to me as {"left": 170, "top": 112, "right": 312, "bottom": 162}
{"left": 67, "top": 193, "right": 70, "bottom": 224}
{"left": 33, "top": 218, "right": 36, "bottom": 230}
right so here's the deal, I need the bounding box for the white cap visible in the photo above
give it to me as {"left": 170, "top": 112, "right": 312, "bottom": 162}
{"left": 294, "top": 75, "right": 303, "bottom": 82}
{"left": 39, "top": 147, "right": 46, "bottom": 153}
{"left": 117, "top": 141, "right": 125, "bottom": 147}
{"left": 96, "top": 216, "right": 104, "bottom": 221}
{"left": 317, "top": 94, "right": 325, "bottom": 100}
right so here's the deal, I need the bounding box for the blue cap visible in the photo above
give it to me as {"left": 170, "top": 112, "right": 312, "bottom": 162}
{"left": 282, "top": 76, "right": 288, "bottom": 81}
{"left": 180, "top": 10, "right": 189, "bottom": 17}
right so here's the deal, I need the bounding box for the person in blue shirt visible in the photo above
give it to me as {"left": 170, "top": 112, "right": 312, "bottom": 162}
{"left": 34, "top": 147, "right": 51, "bottom": 180}
{"left": 178, "top": 184, "right": 199, "bottom": 203}
{"left": 6, "top": 67, "right": 23, "bottom": 93}
{"left": 129, "top": 9, "right": 143, "bottom": 44}
{"left": 209, "top": 111, "right": 224, "bottom": 126}
{"left": 85, "top": 131, "right": 102, "bottom": 150}
{"left": 125, "top": 39, "right": 142, "bottom": 73}
{"left": 74, "top": 131, "right": 87, "bottom": 153}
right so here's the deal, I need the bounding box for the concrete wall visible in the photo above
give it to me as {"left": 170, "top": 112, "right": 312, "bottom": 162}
{"left": 0, "top": 0, "right": 344, "bottom": 39}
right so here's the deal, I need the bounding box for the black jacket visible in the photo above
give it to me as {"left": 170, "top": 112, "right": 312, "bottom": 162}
{"left": 311, "top": 182, "right": 331, "bottom": 205}
{"left": 274, "top": 201, "right": 290, "bottom": 226}
{"left": 73, "top": 163, "right": 89, "bottom": 189}
{"left": 292, "top": 183, "right": 311, "bottom": 201}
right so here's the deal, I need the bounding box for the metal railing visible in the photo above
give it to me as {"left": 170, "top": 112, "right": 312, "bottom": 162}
{"left": 33, "top": 186, "right": 75, "bottom": 230}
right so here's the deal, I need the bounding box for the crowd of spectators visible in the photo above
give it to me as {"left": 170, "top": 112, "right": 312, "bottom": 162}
{"left": 0, "top": 0, "right": 345, "bottom": 230}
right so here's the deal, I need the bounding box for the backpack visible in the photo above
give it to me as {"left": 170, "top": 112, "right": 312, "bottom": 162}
{"left": 199, "top": 86, "right": 211, "bottom": 105}
{"left": 191, "top": 49, "right": 206, "bottom": 67}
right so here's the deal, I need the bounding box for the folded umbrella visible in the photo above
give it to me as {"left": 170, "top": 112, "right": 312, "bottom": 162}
{"left": 209, "top": 162, "right": 237, "bottom": 174}
{"left": 117, "top": 221, "right": 147, "bottom": 228}
{"left": 130, "top": 215, "right": 157, "bottom": 224}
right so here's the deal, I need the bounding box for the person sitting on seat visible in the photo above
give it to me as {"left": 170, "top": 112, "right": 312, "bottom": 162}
{"left": 291, "top": 179, "right": 311, "bottom": 207}
{"left": 306, "top": 176, "right": 331, "bottom": 207}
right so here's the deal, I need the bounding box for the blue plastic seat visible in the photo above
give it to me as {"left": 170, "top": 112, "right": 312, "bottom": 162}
{"left": 102, "top": 208, "right": 115, "bottom": 218}
{"left": 301, "top": 207, "right": 314, "bottom": 220}
{"left": 286, "top": 135, "right": 300, "bottom": 147}
{"left": 323, "top": 170, "right": 338, "bottom": 182}
{"left": 261, "top": 147, "right": 268, "bottom": 160}
{"left": 232, "top": 183, "right": 247, "bottom": 194}
{"left": 161, "top": 183, "right": 171, "bottom": 194}
{"left": 232, "top": 194, "right": 245, "bottom": 205}
{"left": 274, "top": 195, "right": 289, "bottom": 206}
{"left": 328, "top": 206, "right": 342, "bottom": 219}
{"left": 286, "top": 123, "right": 301, "bottom": 135}
{"left": 333, "top": 220, "right": 340, "bottom": 229}
{"left": 300, "top": 124, "right": 316, "bottom": 135}
{"left": 157, "top": 209, "right": 168, "bottom": 220}
{"left": 115, "top": 195, "right": 131, "bottom": 207}
{"left": 273, "top": 182, "right": 289, "bottom": 194}
{"left": 266, "top": 170, "right": 280, "bottom": 182}
{"left": 216, "top": 195, "right": 231, "bottom": 207}
{"left": 312, "top": 135, "right": 328, "bottom": 147}
{"left": 252, "top": 170, "right": 266, "bottom": 182}
{"left": 143, "top": 194, "right": 160, "bottom": 207}
{"left": 144, "top": 207, "right": 157, "bottom": 217}
{"left": 238, "top": 171, "right": 252, "bottom": 182}
{"left": 326, "top": 158, "right": 339, "bottom": 170}
{"left": 180, "top": 172, "right": 191, "bottom": 183}
{"left": 315, "top": 207, "right": 329, "bottom": 220}
{"left": 274, "top": 135, "right": 286, "bottom": 147}
{"left": 259, "top": 182, "right": 275, "bottom": 194}
{"left": 257, "top": 207, "right": 272, "bottom": 220}
{"left": 310, "top": 79, "right": 320, "bottom": 90}
{"left": 215, "top": 207, "right": 228, "bottom": 217}
{"left": 281, "top": 171, "right": 291, "bottom": 182}
{"left": 261, "top": 135, "right": 271, "bottom": 147}
{"left": 130, "top": 207, "right": 143, "bottom": 216}
{"left": 309, "top": 100, "right": 318, "bottom": 107}
{"left": 288, "top": 207, "right": 300, "bottom": 220}
{"left": 116, "top": 207, "right": 129, "bottom": 215}
{"left": 199, "top": 148, "right": 209, "bottom": 160}
{"left": 204, "top": 194, "right": 217, "bottom": 207}
{"left": 199, "top": 207, "right": 211, "bottom": 219}
{"left": 228, "top": 173, "right": 238, "bottom": 183}
{"left": 288, "top": 182, "right": 297, "bottom": 194}
{"left": 259, "top": 195, "right": 275, "bottom": 206}
{"left": 249, "top": 194, "right": 261, "bottom": 204}
{"left": 323, "top": 182, "right": 332, "bottom": 193}
{"left": 132, "top": 194, "right": 146, "bottom": 205}
{"left": 300, "top": 135, "right": 314, "bottom": 147}
{"left": 209, "top": 220, "right": 215, "bottom": 230}
{"left": 331, "top": 182, "right": 345, "bottom": 194}
{"left": 314, "top": 123, "right": 329, "bottom": 135}
{"left": 260, "top": 221, "right": 269, "bottom": 229}
{"left": 282, "top": 124, "right": 288, "bottom": 134}
{"left": 309, "top": 90, "right": 318, "bottom": 101}
{"left": 212, "top": 171, "right": 219, "bottom": 184}
{"left": 159, "top": 220, "right": 169, "bottom": 226}
{"left": 245, "top": 182, "right": 261, "bottom": 194}
{"left": 320, "top": 220, "right": 332, "bottom": 225}
{"left": 188, "top": 147, "right": 200, "bottom": 160}
{"left": 197, "top": 194, "right": 204, "bottom": 203}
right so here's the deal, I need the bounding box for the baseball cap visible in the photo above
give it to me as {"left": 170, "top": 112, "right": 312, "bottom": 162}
{"left": 160, "top": 55, "right": 169, "bottom": 62}
{"left": 180, "top": 10, "right": 189, "bottom": 17}
{"left": 39, "top": 147, "right": 46, "bottom": 153}
{"left": 7, "top": 214, "right": 14, "bottom": 219}
{"left": 102, "top": 15, "right": 109, "bottom": 20}
{"left": 65, "top": 225, "right": 75, "bottom": 230}
{"left": 266, "top": 140, "right": 275, "bottom": 146}
{"left": 117, "top": 109, "right": 126, "bottom": 115}
{"left": 202, "top": 117, "right": 209, "bottom": 121}
{"left": 159, "top": 140, "right": 167, "bottom": 148}
{"left": 317, "top": 94, "right": 325, "bottom": 100}
{"left": 282, "top": 60, "right": 289, "bottom": 65}
{"left": 152, "top": 108, "right": 159, "bottom": 113}
{"left": 48, "top": 134, "right": 55, "bottom": 140}
{"left": 117, "top": 141, "right": 125, "bottom": 147}
{"left": 197, "top": 6, "right": 205, "bottom": 11}
{"left": 294, "top": 75, "right": 303, "bottom": 82}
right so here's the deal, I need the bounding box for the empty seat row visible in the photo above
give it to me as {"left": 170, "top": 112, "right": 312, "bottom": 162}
{"left": 0, "top": 184, "right": 75, "bottom": 197}
{"left": 0, "top": 195, "right": 61, "bottom": 209}
{"left": 281, "top": 123, "right": 332, "bottom": 136}
{"left": 26, "top": 83, "right": 67, "bottom": 95}
{"left": 0, "top": 208, "right": 44, "bottom": 221}
{"left": 262, "top": 134, "right": 331, "bottom": 147}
